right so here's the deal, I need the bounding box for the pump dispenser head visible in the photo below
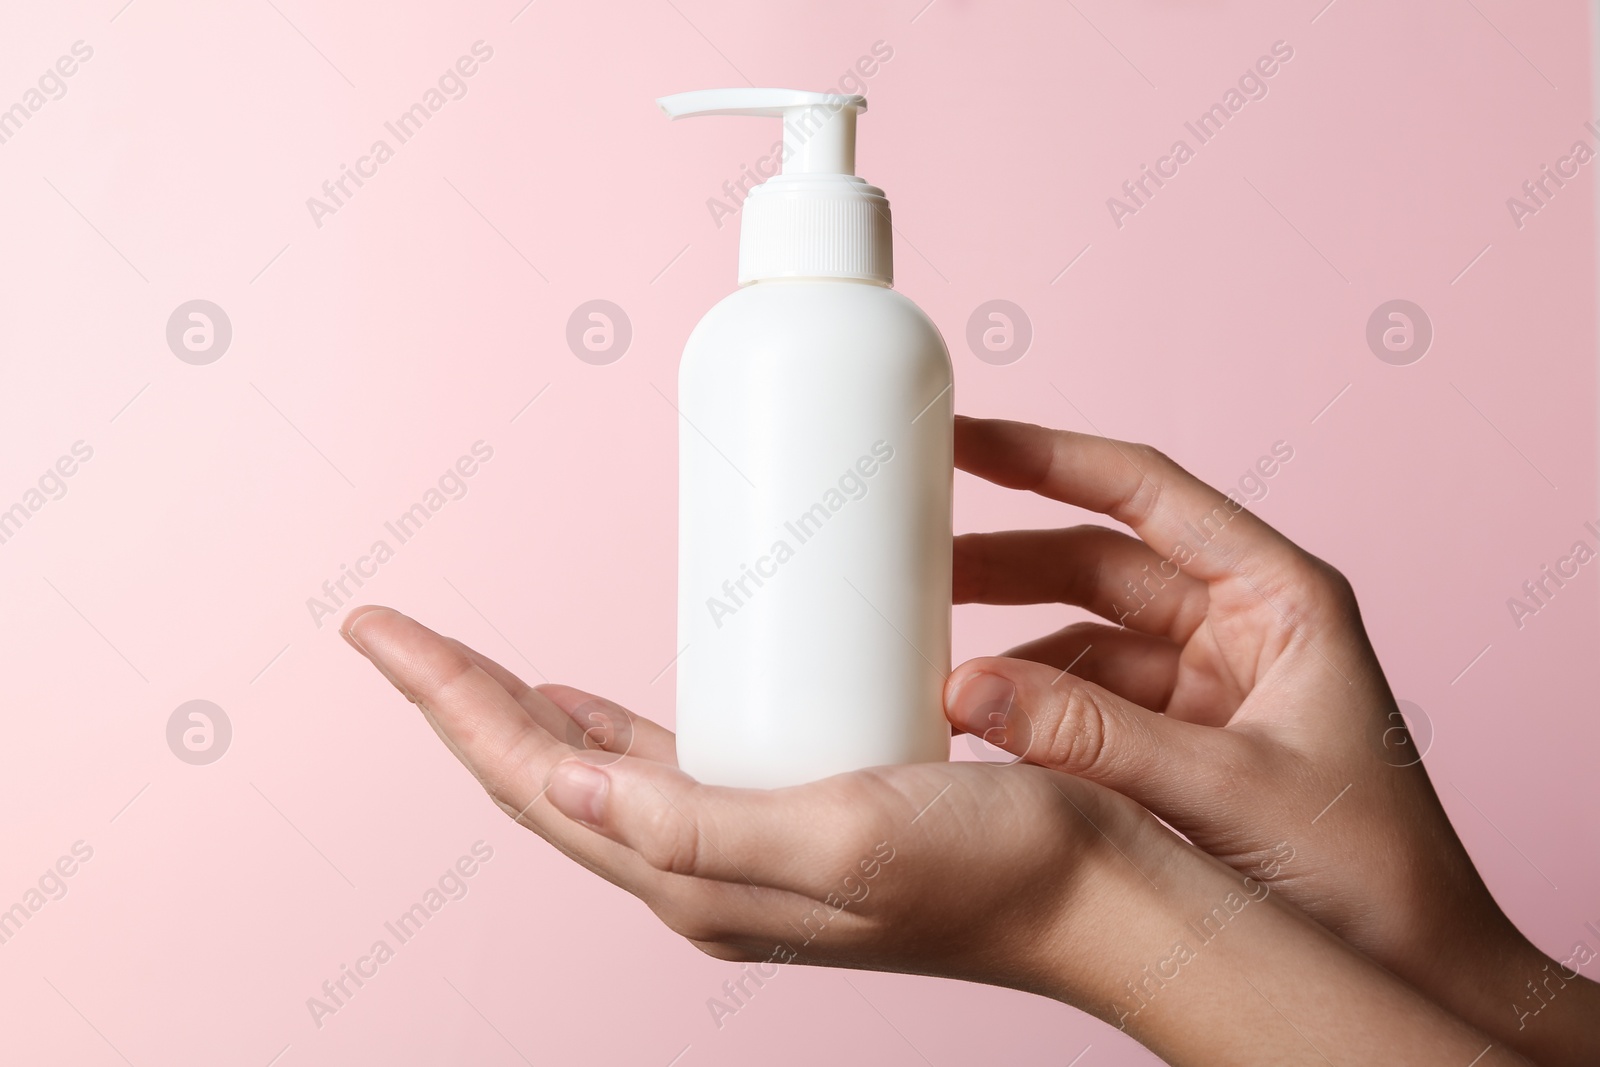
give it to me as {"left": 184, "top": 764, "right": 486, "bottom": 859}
{"left": 658, "top": 88, "right": 893, "bottom": 286}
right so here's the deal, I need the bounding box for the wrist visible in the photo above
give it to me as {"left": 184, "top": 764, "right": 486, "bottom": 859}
{"left": 1040, "top": 831, "right": 1526, "bottom": 1065}
{"left": 1033, "top": 813, "right": 1242, "bottom": 1022}
{"left": 1437, "top": 925, "right": 1600, "bottom": 1067}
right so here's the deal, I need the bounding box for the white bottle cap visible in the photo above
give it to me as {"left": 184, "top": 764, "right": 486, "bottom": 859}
{"left": 658, "top": 88, "right": 893, "bottom": 286}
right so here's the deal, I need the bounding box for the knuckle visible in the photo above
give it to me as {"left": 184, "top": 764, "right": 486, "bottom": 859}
{"left": 1133, "top": 442, "right": 1173, "bottom": 468}
{"left": 831, "top": 772, "right": 898, "bottom": 847}
{"left": 1036, "top": 684, "right": 1110, "bottom": 776}
{"left": 1121, "top": 447, "right": 1170, "bottom": 520}
{"left": 423, "top": 641, "right": 479, "bottom": 695}
{"left": 492, "top": 793, "right": 539, "bottom": 826}
{"left": 634, "top": 800, "right": 705, "bottom": 877}
{"left": 481, "top": 724, "right": 545, "bottom": 807}
{"left": 1314, "top": 559, "right": 1357, "bottom": 605}
{"left": 1057, "top": 619, "right": 1105, "bottom": 643}
{"left": 652, "top": 897, "right": 734, "bottom": 945}
{"left": 690, "top": 940, "right": 763, "bottom": 963}
{"left": 1282, "top": 555, "right": 1358, "bottom": 618}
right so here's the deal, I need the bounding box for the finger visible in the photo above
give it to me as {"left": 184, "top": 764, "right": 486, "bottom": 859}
{"left": 442, "top": 640, "right": 573, "bottom": 734}
{"left": 1002, "top": 621, "right": 1180, "bottom": 713}
{"left": 955, "top": 527, "right": 1208, "bottom": 641}
{"left": 955, "top": 416, "right": 1305, "bottom": 585}
{"left": 649, "top": 878, "right": 874, "bottom": 962}
{"left": 343, "top": 606, "right": 717, "bottom": 907}
{"left": 440, "top": 649, "right": 677, "bottom": 764}
{"left": 945, "top": 655, "right": 1239, "bottom": 817}
{"left": 344, "top": 611, "right": 883, "bottom": 963}
{"left": 542, "top": 752, "right": 884, "bottom": 898}
{"left": 534, "top": 683, "right": 679, "bottom": 765}
{"left": 344, "top": 606, "right": 571, "bottom": 816}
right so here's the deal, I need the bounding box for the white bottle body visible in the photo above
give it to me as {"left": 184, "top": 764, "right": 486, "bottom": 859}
{"left": 675, "top": 278, "right": 953, "bottom": 788}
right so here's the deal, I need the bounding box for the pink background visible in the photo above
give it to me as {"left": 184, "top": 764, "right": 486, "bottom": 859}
{"left": 2, "top": 1, "right": 1596, "bottom": 1064}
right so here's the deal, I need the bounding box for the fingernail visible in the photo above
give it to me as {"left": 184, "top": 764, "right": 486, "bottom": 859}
{"left": 341, "top": 608, "right": 417, "bottom": 701}
{"left": 340, "top": 627, "right": 367, "bottom": 657}
{"left": 340, "top": 605, "right": 392, "bottom": 656}
{"left": 947, "top": 672, "right": 1016, "bottom": 738}
{"left": 545, "top": 759, "right": 609, "bottom": 826}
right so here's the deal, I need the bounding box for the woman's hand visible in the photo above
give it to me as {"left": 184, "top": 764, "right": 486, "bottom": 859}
{"left": 342, "top": 605, "right": 1526, "bottom": 1066}
{"left": 340, "top": 603, "right": 1155, "bottom": 998}
{"left": 946, "top": 416, "right": 1600, "bottom": 1065}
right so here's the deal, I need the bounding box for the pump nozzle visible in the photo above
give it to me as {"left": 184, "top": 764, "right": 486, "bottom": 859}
{"left": 657, "top": 88, "right": 866, "bottom": 177}
{"left": 657, "top": 87, "right": 890, "bottom": 286}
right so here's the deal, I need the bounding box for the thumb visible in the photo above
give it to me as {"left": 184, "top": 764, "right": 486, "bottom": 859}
{"left": 542, "top": 752, "right": 853, "bottom": 899}
{"left": 945, "top": 656, "right": 1235, "bottom": 816}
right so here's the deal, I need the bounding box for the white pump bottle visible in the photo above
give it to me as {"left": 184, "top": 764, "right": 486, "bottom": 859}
{"left": 659, "top": 88, "right": 953, "bottom": 789}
